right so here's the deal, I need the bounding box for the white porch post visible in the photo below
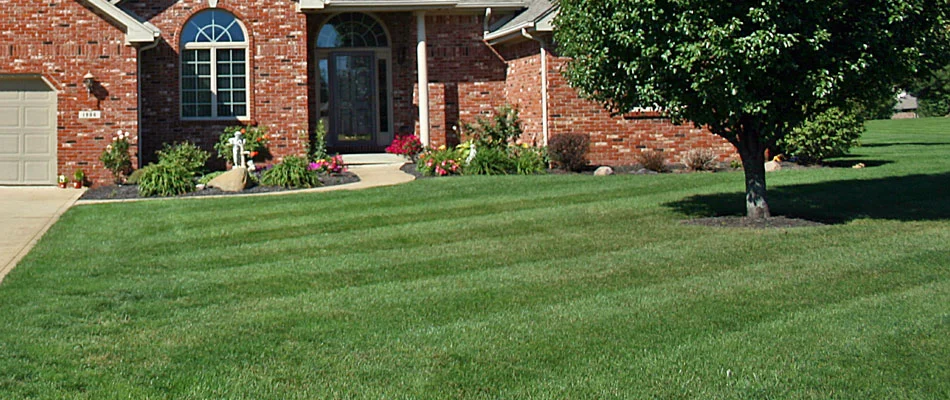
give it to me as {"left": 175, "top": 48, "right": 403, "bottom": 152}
{"left": 415, "top": 11, "right": 430, "bottom": 146}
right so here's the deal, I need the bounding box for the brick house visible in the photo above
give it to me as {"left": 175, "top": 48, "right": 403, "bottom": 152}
{"left": 0, "top": 0, "right": 732, "bottom": 186}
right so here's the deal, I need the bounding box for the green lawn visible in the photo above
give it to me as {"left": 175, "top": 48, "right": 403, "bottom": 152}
{"left": 2, "top": 118, "right": 949, "bottom": 399}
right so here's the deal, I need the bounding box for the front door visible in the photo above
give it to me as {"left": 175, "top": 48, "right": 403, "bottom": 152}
{"left": 328, "top": 52, "right": 377, "bottom": 146}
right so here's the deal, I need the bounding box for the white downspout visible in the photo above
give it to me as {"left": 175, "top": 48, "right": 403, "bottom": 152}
{"left": 521, "top": 28, "right": 549, "bottom": 146}
{"left": 415, "top": 11, "right": 430, "bottom": 147}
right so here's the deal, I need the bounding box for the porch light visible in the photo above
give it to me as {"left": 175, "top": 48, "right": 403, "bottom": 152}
{"left": 82, "top": 72, "right": 95, "bottom": 92}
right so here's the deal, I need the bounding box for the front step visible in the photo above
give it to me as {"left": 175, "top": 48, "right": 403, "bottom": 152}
{"left": 340, "top": 153, "right": 407, "bottom": 165}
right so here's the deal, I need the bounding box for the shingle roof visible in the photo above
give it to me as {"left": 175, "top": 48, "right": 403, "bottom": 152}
{"left": 485, "top": 0, "right": 557, "bottom": 42}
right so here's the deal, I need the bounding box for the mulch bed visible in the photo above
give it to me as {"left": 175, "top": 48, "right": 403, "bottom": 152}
{"left": 682, "top": 216, "right": 825, "bottom": 229}
{"left": 79, "top": 172, "right": 360, "bottom": 201}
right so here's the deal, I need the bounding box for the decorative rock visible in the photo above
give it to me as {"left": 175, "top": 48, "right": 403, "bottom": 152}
{"left": 764, "top": 161, "right": 782, "bottom": 172}
{"left": 632, "top": 168, "right": 658, "bottom": 175}
{"left": 207, "top": 167, "right": 248, "bottom": 192}
{"left": 852, "top": 163, "right": 865, "bottom": 169}
{"left": 594, "top": 166, "right": 614, "bottom": 176}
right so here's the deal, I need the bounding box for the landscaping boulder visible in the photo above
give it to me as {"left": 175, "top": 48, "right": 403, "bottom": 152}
{"left": 594, "top": 166, "right": 614, "bottom": 176}
{"left": 207, "top": 167, "right": 248, "bottom": 192}
{"left": 764, "top": 161, "right": 782, "bottom": 172}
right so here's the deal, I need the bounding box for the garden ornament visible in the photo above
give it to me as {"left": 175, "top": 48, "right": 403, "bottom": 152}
{"left": 229, "top": 132, "right": 246, "bottom": 169}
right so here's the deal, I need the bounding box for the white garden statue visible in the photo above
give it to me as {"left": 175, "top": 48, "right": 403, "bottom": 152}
{"left": 228, "top": 132, "right": 246, "bottom": 169}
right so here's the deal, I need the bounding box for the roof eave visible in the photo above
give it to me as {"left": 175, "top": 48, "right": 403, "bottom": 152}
{"left": 82, "top": 0, "right": 160, "bottom": 45}
{"left": 299, "top": 0, "right": 526, "bottom": 12}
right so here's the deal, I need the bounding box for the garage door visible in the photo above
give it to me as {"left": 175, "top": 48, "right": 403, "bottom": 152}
{"left": 0, "top": 78, "right": 57, "bottom": 185}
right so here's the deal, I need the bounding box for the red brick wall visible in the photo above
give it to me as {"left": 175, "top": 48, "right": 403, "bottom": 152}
{"left": 125, "top": 0, "right": 309, "bottom": 166}
{"left": 495, "top": 40, "right": 735, "bottom": 166}
{"left": 545, "top": 54, "right": 735, "bottom": 166}
{"left": 0, "top": 1, "right": 140, "bottom": 185}
{"left": 416, "top": 14, "right": 507, "bottom": 147}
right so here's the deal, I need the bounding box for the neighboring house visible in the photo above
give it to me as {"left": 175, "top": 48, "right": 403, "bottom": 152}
{"left": 893, "top": 91, "right": 919, "bottom": 119}
{"left": 1, "top": 0, "right": 732, "bottom": 185}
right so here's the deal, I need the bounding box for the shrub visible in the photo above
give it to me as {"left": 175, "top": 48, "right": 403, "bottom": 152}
{"left": 157, "top": 141, "right": 209, "bottom": 176}
{"left": 466, "top": 146, "right": 515, "bottom": 175}
{"left": 417, "top": 148, "right": 464, "bottom": 176}
{"left": 461, "top": 104, "right": 523, "bottom": 149}
{"left": 637, "top": 150, "right": 669, "bottom": 172}
{"left": 385, "top": 134, "right": 424, "bottom": 161}
{"left": 137, "top": 163, "right": 195, "bottom": 197}
{"left": 126, "top": 168, "right": 145, "bottom": 184}
{"left": 548, "top": 133, "right": 589, "bottom": 172}
{"left": 100, "top": 130, "right": 132, "bottom": 184}
{"left": 778, "top": 107, "right": 864, "bottom": 164}
{"left": 681, "top": 148, "right": 718, "bottom": 171}
{"left": 260, "top": 156, "right": 321, "bottom": 188}
{"left": 512, "top": 145, "right": 548, "bottom": 175}
{"left": 310, "top": 120, "right": 330, "bottom": 161}
{"left": 214, "top": 125, "right": 270, "bottom": 163}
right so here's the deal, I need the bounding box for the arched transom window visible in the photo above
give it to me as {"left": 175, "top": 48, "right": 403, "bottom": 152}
{"left": 180, "top": 9, "right": 249, "bottom": 119}
{"left": 317, "top": 13, "right": 389, "bottom": 48}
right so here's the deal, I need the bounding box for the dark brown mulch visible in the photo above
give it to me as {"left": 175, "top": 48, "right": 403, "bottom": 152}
{"left": 79, "top": 172, "right": 360, "bottom": 201}
{"left": 682, "top": 216, "right": 825, "bottom": 229}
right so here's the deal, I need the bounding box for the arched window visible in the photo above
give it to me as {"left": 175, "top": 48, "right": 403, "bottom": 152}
{"left": 317, "top": 13, "right": 389, "bottom": 49}
{"left": 180, "top": 10, "right": 248, "bottom": 119}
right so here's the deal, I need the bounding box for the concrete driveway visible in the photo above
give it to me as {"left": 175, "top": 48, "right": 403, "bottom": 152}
{"left": 0, "top": 186, "right": 83, "bottom": 284}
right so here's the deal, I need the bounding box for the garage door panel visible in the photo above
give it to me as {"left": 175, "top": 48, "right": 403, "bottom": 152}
{"left": 23, "top": 160, "right": 52, "bottom": 183}
{"left": 24, "top": 134, "right": 51, "bottom": 156}
{"left": 0, "top": 134, "right": 20, "bottom": 154}
{"left": 0, "top": 91, "right": 17, "bottom": 101}
{"left": 23, "top": 91, "right": 53, "bottom": 101}
{"left": 0, "top": 160, "right": 19, "bottom": 181}
{"left": 0, "top": 106, "right": 18, "bottom": 126}
{"left": 24, "top": 107, "right": 51, "bottom": 128}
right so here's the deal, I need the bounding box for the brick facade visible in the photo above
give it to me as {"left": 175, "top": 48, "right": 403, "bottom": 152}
{"left": 8, "top": 2, "right": 737, "bottom": 186}
{"left": 0, "top": 0, "right": 140, "bottom": 185}
{"left": 125, "top": 0, "right": 309, "bottom": 167}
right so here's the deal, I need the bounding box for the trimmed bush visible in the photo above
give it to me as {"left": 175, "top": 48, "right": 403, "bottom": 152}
{"left": 779, "top": 107, "right": 864, "bottom": 164}
{"left": 260, "top": 156, "right": 321, "bottom": 188}
{"left": 548, "top": 133, "right": 589, "bottom": 172}
{"left": 637, "top": 150, "right": 669, "bottom": 172}
{"left": 157, "top": 141, "right": 209, "bottom": 176}
{"left": 137, "top": 163, "right": 196, "bottom": 197}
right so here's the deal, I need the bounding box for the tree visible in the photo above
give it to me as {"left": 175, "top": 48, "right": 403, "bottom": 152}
{"left": 912, "top": 64, "right": 950, "bottom": 117}
{"left": 555, "top": 0, "right": 950, "bottom": 218}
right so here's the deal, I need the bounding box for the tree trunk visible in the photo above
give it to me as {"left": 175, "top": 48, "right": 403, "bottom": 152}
{"left": 736, "top": 131, "right": 771, "bottom": 219}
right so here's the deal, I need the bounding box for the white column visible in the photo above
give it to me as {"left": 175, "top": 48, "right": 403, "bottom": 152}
{"left": 416, "top": 11, "right": 430, "bottom": 146}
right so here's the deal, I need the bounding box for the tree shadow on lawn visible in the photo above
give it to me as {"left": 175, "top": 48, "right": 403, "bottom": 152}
{"left": 861, "top": 142, "right": 950, "bottom": 148}
{"left": 666, "top": 172, "right": 950, "bottom": 224}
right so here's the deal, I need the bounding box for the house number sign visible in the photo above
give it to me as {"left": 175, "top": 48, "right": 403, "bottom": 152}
{"left": 78, "top": 110, "right": 101, "bottom": 119}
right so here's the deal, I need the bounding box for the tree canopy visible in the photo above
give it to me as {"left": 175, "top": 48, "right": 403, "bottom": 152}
{"left": 555, "top": 0, "right": 950, "bottom": 217}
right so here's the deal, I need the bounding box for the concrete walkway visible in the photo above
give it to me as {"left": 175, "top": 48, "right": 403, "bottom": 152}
{"left": 0, "top": 161, "right": 413, "bottom": 284}
{"left": 0, "top": 186, "right": 85, "bottom": 284}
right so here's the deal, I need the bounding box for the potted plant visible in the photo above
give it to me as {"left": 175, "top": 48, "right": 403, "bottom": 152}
{"left": 72, "top": 169, "right": 85, "bottom": 188}
{"left": 57, "top": 174, "right": 67, "bottom": 188}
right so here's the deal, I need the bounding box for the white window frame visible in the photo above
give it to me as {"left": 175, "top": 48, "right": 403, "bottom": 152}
{"left": 180, "top": 11, "right": 250, "bottom": 121}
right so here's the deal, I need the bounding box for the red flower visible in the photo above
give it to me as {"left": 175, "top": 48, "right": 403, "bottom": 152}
{"left": 249, "top": 151, "right": 258, "bottom": 158}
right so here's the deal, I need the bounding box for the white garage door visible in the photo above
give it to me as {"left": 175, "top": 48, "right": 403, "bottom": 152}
{"left": 0, "top": 78, "right": 58, "bottom": 185}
